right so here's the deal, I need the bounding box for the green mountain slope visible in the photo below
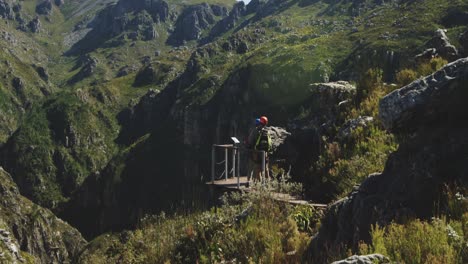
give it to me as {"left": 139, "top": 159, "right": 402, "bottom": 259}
{"left": 0, "top": 0, "right": 466, "bottom": 242}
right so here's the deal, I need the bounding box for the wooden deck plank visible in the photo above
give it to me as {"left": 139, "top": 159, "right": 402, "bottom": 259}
{"left": 207, "top": 177, "right": 327, "bottom": 208}
{"left": 206, "top": 176, "right": 249, "bottom": 187}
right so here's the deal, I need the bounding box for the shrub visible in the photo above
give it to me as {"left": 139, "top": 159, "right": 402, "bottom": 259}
{"left": 396, "top": 68, "right": 418, "bottom": 86}
{"left": 356, "top": 68, "right": 383, "bottom": 106}
{"left": 396, "top": 57, "right": 448, "bottom": 88}
{"left": 78, "top": 190, "right": 312, "bottom": 264}
{"left": 369, "top": 218, "right": 467, "bottom": 264}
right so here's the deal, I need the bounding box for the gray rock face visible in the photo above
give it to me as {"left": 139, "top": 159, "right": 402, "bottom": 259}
{"left": 0, "top": 168, "right": 86, "bottom": 263}
{"left": 332, "top": 254, "right": 390, "bottom": 264}
{"left": 35, "top": 65, "right": 49, "bottom": 81}
{"left": 338, "top": 116, "right": 373, "bottom": 140}
{"left": 414, "top": 48, "right": 437, "bottom": 62}
{"left": 210, "top": 2, "right": 246, "bottom": 38}
{"left": 426, "top": 29, "right": 459, "bottom": 61}
{"left": 308, "top": 57, "right": 468, "bottom": 262}
{"left": 55, "top": 0, "right": 64, "bottom": 6}
{"left": 143, "top": 24, "right": 158, "bottom": 40}
{"left": 117, "top": 65, "right": 137, "bottom": 77}
{"left": 379, "top": 57, "right": 468, "bottom": 132}
{"left": 265, "top": 126, "right": 291, "bottom": 153}
{"left": 69, "top": 56, "right": 98, "bottom": 83}
{"left": 0, "top": 0, "right": 14, "bottom": 19}
{"left": 115, "top": 0, "right": 169, "bottom": 23}
{"left": 309, "top": 81, "right": 356, "bottom": 108}
{"left": 169, "top": 4, "right": 216, "bottom": 45}
{"left": 28, "top": 16, "right": 41, "bottom": 33}
{"left": 11, "top": 77, "right": 24, "bottom": 93}
{"left": 0, "top": 228, "right": 23, "bottom": 263}
{"left": 222, "top": 37, "right": 251, "bottom": 54}
{"left": 36, "top": 0, "right": 52, "bottom": 15}
{"left": 210, "top": 4, "right": 228, "bottom": 17}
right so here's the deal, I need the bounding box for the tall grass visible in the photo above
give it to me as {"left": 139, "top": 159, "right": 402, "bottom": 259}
{"left": 78, "top": 186, "right": 320, "bottom": 263}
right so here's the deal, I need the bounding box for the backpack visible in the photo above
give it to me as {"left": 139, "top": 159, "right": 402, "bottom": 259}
{"left": 255, "top": 128, "right": 272, "bottom": 152}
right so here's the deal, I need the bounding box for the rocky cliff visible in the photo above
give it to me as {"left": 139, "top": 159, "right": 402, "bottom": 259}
{"left": 0, "top": 167, "right": 86, "bottom": 263}
{"left": 308, "top": 57, "right": 468, "bottom": 261}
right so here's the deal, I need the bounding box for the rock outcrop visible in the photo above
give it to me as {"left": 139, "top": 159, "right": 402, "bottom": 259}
{"left": 308, "top": 58, "right": 468, "bottom": 261}
{"left": 332, "top": 254, "right": 390, "bottom": 264}
{"left": 379, "top": 58, "right": 468, "bottom": 132}
{"left": 0, "top": 167, "right": 86, "bottom": 263}
{"left": 28, "top": 16, "right": 41, "bottom": 33}
{"left": 0, "top": 0, "right": 17, "bottom": 20}
{"left": 69, "top": 56, "right": 98, "bottom": 83}
{"left": 114, "top": 0, "right": 169, "bottom": 23}
{"left": 168, "top": 3, "right": 218, "bottom": 45}
{"left": 425, "top": 29, "right": 459, "bottom": 62}
{"left": 210, "top": 2, "right": 246, "bottom": 38}
{"left": 308, "top": 81, "right": 356, "bottom": 119}
{"left": 338, "top": 116, "right": 373, "bottom": 140}
{"left": 0, "top": 229, "right": 23, "bottom": 263}
{"left": 36, "top": 0, "right": 53, "bottom": 15}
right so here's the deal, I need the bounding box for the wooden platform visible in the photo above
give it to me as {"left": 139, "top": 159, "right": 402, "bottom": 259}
{"left": 206, "top": 177, "right": 327, "bottom": 209}
{"left": 207, "top": 176, "right": 249, "bottom": 187}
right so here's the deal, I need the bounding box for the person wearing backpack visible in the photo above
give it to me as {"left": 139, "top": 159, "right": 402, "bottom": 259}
{"left": 247, "top": 116, "right": 272, "bottom": 182}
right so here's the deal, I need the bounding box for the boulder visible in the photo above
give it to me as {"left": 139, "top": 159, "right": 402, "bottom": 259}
{"left": 309, "top": 81, "right": 356, "bottom": 105}
{"left": 264, "top": 126, "right": 291, "bottom": 153}
{"left": 425, "top": 29, "right": 458, "bottom": 61}
{"left": 55, "top": 0, "right": 64, "bottom": 6}
{"left": 332, "top": 254, "right": 390, "bottom": 264}
{"left": 379, "top": 57, "right": 468, "bottom": 132}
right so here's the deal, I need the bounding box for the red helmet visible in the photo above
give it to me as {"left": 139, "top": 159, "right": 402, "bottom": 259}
{"left": 260, "top": 116, "right": 268, "bottom": 126}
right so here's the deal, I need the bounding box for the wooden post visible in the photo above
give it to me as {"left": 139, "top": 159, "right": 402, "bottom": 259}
{"left": 237, "top": 147, "right": 240, "bottom": 189}
{"left": 232, "top": 148, "right": 236, "bottom": 178}
{"left": 211, "top": 145, "right": 215, "bottom": 183}
{"left": 224, "top": 147, "right": 228, "bottom": 181}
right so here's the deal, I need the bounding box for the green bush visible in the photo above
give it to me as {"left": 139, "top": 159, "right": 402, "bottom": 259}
{"left": 396, "top": 57, "right": 449, "bottom": 87}
{"left": 356, "top": 68, "right": 383, "bottom": 106}
{"left": 396, "top": 68, "right": 418, "bottom": 87}
{"left": 78, "top": 191, "right": 312, "bottom": 263}
{"left": 369, "top": 218, "right": 467, "bottom": 264}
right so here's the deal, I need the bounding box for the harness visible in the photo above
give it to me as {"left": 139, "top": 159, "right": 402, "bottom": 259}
{"left": 254, "top": 128, "right": 272, "bottom": 152}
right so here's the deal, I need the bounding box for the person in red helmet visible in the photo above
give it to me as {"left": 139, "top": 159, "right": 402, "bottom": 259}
{"left": 247, "top": 116, "right": 272, "bottom": 183}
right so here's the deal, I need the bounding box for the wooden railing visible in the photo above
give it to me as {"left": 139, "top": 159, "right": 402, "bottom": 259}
{"left": 211, "top": 144, "right": 266, "bottom": 189}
